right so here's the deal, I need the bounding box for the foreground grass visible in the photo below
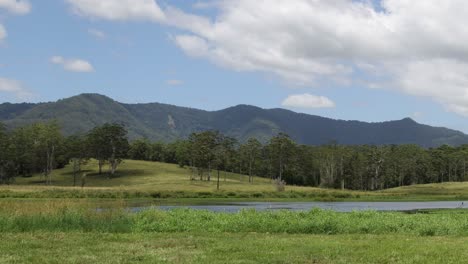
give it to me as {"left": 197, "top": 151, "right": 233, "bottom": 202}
{"left": 2, "top": 159, "right": 468, "bottom": 200}
{"left": 1, "top": 200, "right": 468, "bottom": 236}
{"left": 1, "top": 232, "right": 467, "bottom": 264}
{"left": 1, "top": 200, "right": 468, "bottom": 263}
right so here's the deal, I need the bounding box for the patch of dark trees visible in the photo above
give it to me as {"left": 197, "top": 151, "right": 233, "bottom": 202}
{"left": 1, "top": 122, "right": 467, "bottom": 190}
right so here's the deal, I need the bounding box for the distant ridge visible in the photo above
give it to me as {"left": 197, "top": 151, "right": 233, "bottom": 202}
{"left": 1, "top": 93, "right": 467, "bottom": 147}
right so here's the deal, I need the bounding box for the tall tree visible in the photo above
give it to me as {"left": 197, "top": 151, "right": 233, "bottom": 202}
{"left": 34, "top": 122, "right": 63, "bottom": 185}
{"left": 87, "top": 123, "right": 129, "bottom": 177}
{"left": 128, "top": 138, "right": 152, "bottom": 161}
{"left": 240, "top": 138, "right": 262, "bottom": 183}
{"left": 269, "top": 133, "right": 295, "bottom": 181}
{"left": 66, "top": 135, "right": 88, "bottom": 186}
{"left": 0, "top": 123, "right": 14, "bottom": 184}
{"left": 188, "top": 131, "right": 221, "bottom": 181}
{"left": 214, "top": 135, "right": 237, "bottom": 189}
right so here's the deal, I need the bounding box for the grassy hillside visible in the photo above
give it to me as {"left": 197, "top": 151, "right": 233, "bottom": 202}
{"left": 1, "top": 159, "right": 468, "bottom": 200}
{"left": 383, "top": 182, "right": 468, "bottom": 196}
{"left": 2, "top": 159, "right": 371, "bottom": 199}
{"left": 13, "top": 159, "right": 282, "bottom": 192}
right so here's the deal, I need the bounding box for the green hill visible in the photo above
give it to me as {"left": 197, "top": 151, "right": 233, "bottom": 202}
{"left": 4, "top": 159, "right": 468, "bottom": 201}
{"left": 13, "top": 159, "right": 284, "bottom": 193}
{"left": 1, "top": 93, "right": 468, "bottom": 147}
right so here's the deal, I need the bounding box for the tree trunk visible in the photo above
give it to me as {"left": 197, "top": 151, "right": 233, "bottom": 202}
{"left": 208, "top": 161, "right": 211, "bottom": 181}
{"left": 217, "top": 169, "right": 220, "bottom": 190}
{"left": 279, "top": 155, "right": 283, "bottom": 181}
{"left": 73, "top": 159, "right": 77, "bottom": 187}
{"left": 190, "top": 160, "right": 194, "bottom": 181}
{"left": 109, "top": 146, "right": 116, "bottom": 178}
{"left": 248, "top": 155, "right": 253, "bottom": 183}
{"left": 464, "top": 160, "right": 466, "bottom": 181}
{"left": 98, "top": 160, "right": 104, "bottom": 175}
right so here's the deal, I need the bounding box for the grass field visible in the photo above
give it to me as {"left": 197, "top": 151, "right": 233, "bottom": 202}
{"left": 2, "top": 159, "right": 468, "bottom": 201}
{"left": 1, "top": 160, "right": 368, "bottom": 200}
{"left": 0, "top": 200, "right": 468, "bottom": 263}
{"left": 13, "top": 159, "right": 277, "bottom": 191}
{"left": 0, "top": 160, "right": 468, "bottom": 201}
{"left": 3, "top": 163, "right": 468, "bottom": 264}
{"left": 1, "top": 232, "right": 467, "bottom": 264}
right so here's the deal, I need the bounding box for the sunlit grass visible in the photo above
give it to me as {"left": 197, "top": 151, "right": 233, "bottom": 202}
{"left": 14, "top": 159, "right": 276, "bottom": 191}
{"left": 2, "top": 159, "right": 468, "bottom": 200}
{"left": 1, "top": 232, "right": 467, "bottom": 264}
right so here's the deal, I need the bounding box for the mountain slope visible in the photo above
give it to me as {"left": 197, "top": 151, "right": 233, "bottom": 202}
{"left": 1, "top": 93, "right": 467, "bottom": 147}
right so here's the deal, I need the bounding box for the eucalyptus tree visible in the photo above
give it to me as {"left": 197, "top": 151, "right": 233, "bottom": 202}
{"left": 367, "top": 145, "right": 389, "bottom": 190}
{"left": 87, "top": 123, "right": 129, "bottom": 177}
{"left": 188, "top": 131, "right": 221, "bottom": 181}
{"left": 268, "top": 133, "right": 296, "bottom": 181}
{"left": 8, "top": 125, "right": 36, "bottom": 178}
{"left": 32, "top": 122, "right": 63, "bottom": 185}
{"left": 214, "top": 135, "right": 237, "bottom": 189}
{"left": 239, "top": 138, "right": 262, "bottom": 183}
{"left": 66, "top": 135, "right": 89, "bottom": 186}
{"left": 86, "top": 126, "right": 107, "bottom": 175}
{"left": 173, "top": 140, "right": 191, "bottom": 168}
{"left": 128, "top": 138, "right": 152, "bottom": 161}
{"left": 0, "top": 123, "right": 13, "bottom": 184}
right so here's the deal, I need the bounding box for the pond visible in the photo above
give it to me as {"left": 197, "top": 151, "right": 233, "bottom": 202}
{"left": 131, "top": 201, "right": 468, "bottom": 213}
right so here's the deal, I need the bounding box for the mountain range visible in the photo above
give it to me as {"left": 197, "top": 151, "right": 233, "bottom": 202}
{"left": 1, "top": 93, "right": 467, "bottom": 147}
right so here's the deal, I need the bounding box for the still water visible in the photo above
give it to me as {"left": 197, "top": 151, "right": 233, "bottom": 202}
{"left": 131, "top": 201, "right": 467, "bottom": 213}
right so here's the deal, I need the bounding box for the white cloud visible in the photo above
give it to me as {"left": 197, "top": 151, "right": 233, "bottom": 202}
{"left": 0, "top": 0, "right": 30, "bottom": 43}
{"left": 0, "top": 0, "right": 31, "bottom": 15}
{"left": 162, "top": 0, "right": 468, "bottom": 117}
{"left": 88, "top": 28, "right": 106, "bottom": 39}
{"left": 166, "top": 79, "right": 184, "bottom": 86}
{"left": 0, "top": 77, "right": 32, "bottom": 99}
{"left": 66, "top": 0, "right": 165, "bottom": 22}
{"left": 174, "top": 35, "right": 210, "bottom": 58}
{"left": 0, "top": 24, "right": 6, "bottom": 42}
{"left": 282, "top": 94, "right": 335, "bottom": 109}
{"left": 50, "top": 56, "right": 94, "bottom": 73}
{"left": 65, "top": 0, "right": 468, "bottom": 118}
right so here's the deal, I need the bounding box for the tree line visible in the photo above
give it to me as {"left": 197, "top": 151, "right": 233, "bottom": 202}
{"left": 0, "top": 122, "right": 128, "bottom": 185}
{"left": 1, "top": 121, "right": 468, "bottom": 190}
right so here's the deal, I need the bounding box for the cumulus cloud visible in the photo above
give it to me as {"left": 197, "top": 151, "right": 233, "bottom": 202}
{"left": 66, "top": 0, "right": 165, "bottom": 22}
{"left": 0, "top": 0, "right": 31, "bottom": 15}
{"left": 50, "top": 56, "right": 94, "bottom": 73}
{"left": 65, "top": 0, "right": 468, "bottom": 117}
{"left": 282, "top": 94, "right": 335, "bottom": 109}
{"left": 0, "top": 77, "right": 32, "bottom": 99}
{"left": 0, "top": 0, "right": 30, "bottom": 42}
{"left": 165, "top": 0, "right": 468, "bottom": 116}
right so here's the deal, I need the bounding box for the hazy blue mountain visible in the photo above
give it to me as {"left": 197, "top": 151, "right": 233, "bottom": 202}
{"left": 1, "top": 93, "right": 467, "bottom": 147}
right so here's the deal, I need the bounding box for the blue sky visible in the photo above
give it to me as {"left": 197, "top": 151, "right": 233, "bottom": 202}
{"left": 1, "top": 0, "right": 468, "bottom": 132}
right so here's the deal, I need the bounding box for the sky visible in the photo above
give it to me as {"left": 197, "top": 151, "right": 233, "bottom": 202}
{"left": 2, "top": 0, "right": 468, "bottom": 132}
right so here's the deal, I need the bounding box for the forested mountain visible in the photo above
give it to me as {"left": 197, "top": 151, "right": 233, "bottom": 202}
{"left": 1, "top": 93, "right": 467, "bottom": 147}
